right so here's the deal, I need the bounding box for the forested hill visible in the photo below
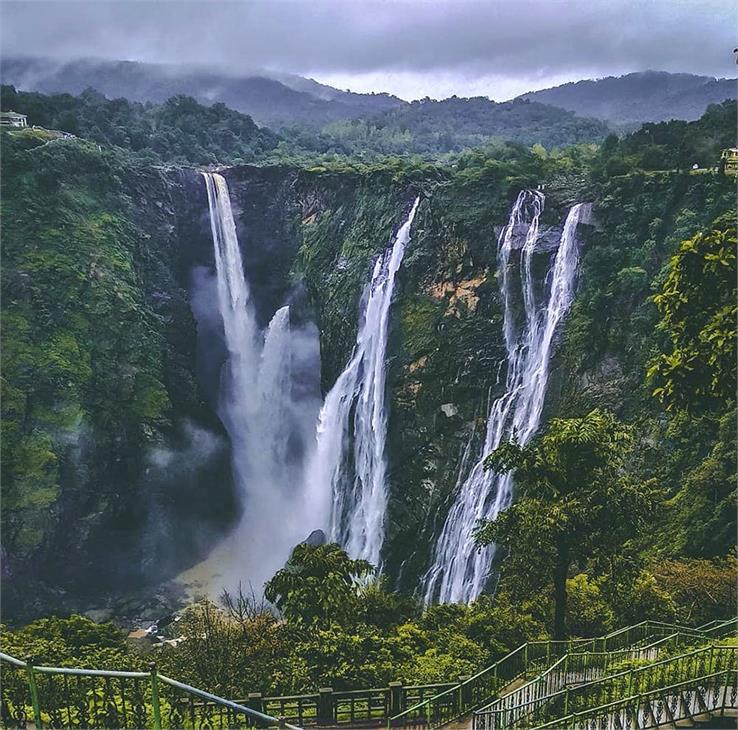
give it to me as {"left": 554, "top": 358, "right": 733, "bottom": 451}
{"left": 318, "top": 96, "right": 610, "bottom": 154}
{"left": 519, "top": 71, "right": 737, "bottom": 126}
{"left": 3, "top": 84, "right": 735, "bottom": 168}
{"left": 0, "top": 85, "right": 281, "bottom": 165}
{"left": 1, "top": 83, "right": 610, "bottom": 160}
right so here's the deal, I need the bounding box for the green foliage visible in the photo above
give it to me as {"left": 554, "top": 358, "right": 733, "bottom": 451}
{"left": 478, "top": 410, "right": 658, "bottom": 638}
{"left": 0, "top": 615, "right": 137, "bottom": 669}
{"left": 592, "top": 101, "right": 736, "bottom": 175}
{"left": 311, "top": 97, "right": 609, "bottom": 156}
{"left": 565, "top": 574, "right": 616, "bottom": 637}
{"left": 152, "top": 550, "right": 546, "bottom": 695}
{"left": 157, "top": 597, "right": 289, "bottom": 698}
{"left": 1, "top": 85, "right": 280, "bottom": 165}
{"left": 264, "top": 543, "right": 373, "bottom": 627}
{"left": 649, "top": 556, "right": 738, "bottom": 626}
{"left": 648, "top": 214, "right": 736, "bottom": 412}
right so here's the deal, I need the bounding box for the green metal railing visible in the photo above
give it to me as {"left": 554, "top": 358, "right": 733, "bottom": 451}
{"left": 0, "top": 653, "right": 301, "bottom": 729}
{"left": 474, "top": 643, "right": 738, "bottom": 729}
{"left": 472, "top": 618, "right": 738, "bottom": 730}
{"left": 531, "top": 667, "right": 738, "bottom": 729}
{"left": 233, "top": 681, "right": 456, "bottom": 727}
{"left": 387, "top": 618, "right": 735, "bottom": 729}
{"left": 387, "top": 638, "right": 598, "bottom": 729}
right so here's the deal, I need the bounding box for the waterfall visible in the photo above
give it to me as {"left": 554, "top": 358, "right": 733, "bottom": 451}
{"left": 306, "top": 197, "right": 421, "bottom": 567}
{"left": 423, "top": 192, "right": 590, "bottom": 604}
{"left": 193, "top": 172, "right": 320, "bottom": 593}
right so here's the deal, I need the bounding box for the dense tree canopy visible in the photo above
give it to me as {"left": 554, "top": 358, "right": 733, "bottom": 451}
{"left": 648, "top": 213, "right": 737, "bottom": 413}
{"left": 264, "top": 543, "right": 373, "bottom": 626}
{"left": 0, "top": 85, "right": 280, "bottom": 165}
{"left": 477, "top": 410, "right": 658, "bottom": 638}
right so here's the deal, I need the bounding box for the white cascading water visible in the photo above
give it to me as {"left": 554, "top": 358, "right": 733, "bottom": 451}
{"left": 423, "top": 191, "right": 590, "bottom": 604}
{"left": 306, "top": 197, "right": 421, "bottom": 567}
{"left": 191, "top": 172, "right": 319, "bottom": 593}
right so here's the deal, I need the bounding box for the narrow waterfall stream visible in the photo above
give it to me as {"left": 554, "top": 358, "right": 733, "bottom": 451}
{"left": 306, "top": 198, "right": 421, "bottom": 567}
{"left": 187, "top": 172, "right": 319, "bottom": 593}
{"left": 423, "top": 192, "right": 590, "bottom": 604}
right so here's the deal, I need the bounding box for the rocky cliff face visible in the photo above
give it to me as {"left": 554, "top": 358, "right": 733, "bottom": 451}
{"left": 1, "top": 142, "right": 236, "bottom": 621}
{"left": 3, "top": 133, "right": 733, "bottom": 622}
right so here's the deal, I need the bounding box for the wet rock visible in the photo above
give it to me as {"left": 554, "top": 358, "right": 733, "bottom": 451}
{"left": 303, "top": 529, "right": 327, "bottom": 547}
{"left": 84, "top": 608, "right": 114, "bottom": 623}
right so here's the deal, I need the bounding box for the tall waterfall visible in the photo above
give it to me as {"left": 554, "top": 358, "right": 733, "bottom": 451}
{"left": 423, "top": 192, "right": 590, "bottom": 604}
{"left": 306, "top": 198, "right": 421, "bottom": 567}
{"left": 195, "top": 172, "right": 320, "bottom": 592}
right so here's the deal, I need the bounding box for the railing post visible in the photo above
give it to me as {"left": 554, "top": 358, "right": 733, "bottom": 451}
{"left": 248, "top": 692, "right": 264, "bottom": 715}
{"left": 149, "top": 662, "right": 162, "bottom": 730}
{"left": 627, "top": 668, "right": 634, "bottom": 697}
{"left": 564, "top": 687, "right": 569, "bottom": 716}
{"left": 318, "top": 687, "right": 334, "bottom": 726}
{"left": 25, "top": 657, "right": 43, "bottom": 730}
{"left": 459, "top": 676, "right": 471, "bottom": 711}
{"left": 524, "top": 644, "right": 529, "bottom": 668}
{"left": 389, "top": 681, "right": 403, "bottom": 717}
{"left": 721, "top": 670, "right": 730, "bottom": 716}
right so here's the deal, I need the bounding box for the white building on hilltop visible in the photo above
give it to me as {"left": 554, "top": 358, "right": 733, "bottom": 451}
{"left": 0, "top": 111, "right": 28, "bottom": 128}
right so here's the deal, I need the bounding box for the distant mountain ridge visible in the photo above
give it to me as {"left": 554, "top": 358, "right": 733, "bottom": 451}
{"left": 519, "top": 70, "right": 736, "bottom": 125}
{"left": 0, "top": 55, "right": 612, "bottom": 150}
{"left": 3, "top": 57, "right": 734, "bottom": 154}
{"left": 0, "top": 56, "right": 404, "bottom": 129}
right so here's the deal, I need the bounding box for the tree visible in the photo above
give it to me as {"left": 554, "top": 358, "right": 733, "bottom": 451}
{"left": 476, "top": 409, "right": 656, "bottom": 639}
{"left": 648, "top": 214, "right": 737, "bottom": 413}
{"left": 650, "top": 556, "right": 737, "bottom": 625}
{"left": 264, "top": 543, "right": 373, "bottom": 626}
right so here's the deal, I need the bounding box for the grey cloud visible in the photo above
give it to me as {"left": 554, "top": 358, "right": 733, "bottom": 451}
{"left": 1, "top": 0, "right": 735, "bottom": 84}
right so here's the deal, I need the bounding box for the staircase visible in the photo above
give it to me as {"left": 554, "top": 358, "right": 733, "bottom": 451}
{"left": 471, "top": 619, "right": 738, "bottom": 730}
{"left": 387, "top": 619, "right": 737, "bottom": 730}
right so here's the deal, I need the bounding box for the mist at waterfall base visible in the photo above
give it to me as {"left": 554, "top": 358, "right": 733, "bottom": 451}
{"left": 423, "top": 192, "right": 591, "bottom": 604}
{"left": 182, "top": 172, "right": 321, "bottom": 596}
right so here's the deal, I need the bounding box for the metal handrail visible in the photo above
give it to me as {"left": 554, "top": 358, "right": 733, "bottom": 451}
{"left": 387, "top": 617, "right": 735, "bottom": 729}
{"left": 473, "top": 642, "right": 737, "bottom": 729}
{"left": 530, "top": 667, "right": 738, "bottom": 729}
{"left": 471, "top": 632, "right": 680, "bottom": 725}
{"left": 0, "top": 652, "right": 302, "bottom": 729}
{"left": 535, "top": 644, "right": 736, "bottom": 726}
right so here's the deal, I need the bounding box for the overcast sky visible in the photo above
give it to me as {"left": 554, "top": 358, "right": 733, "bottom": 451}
{"left": 1, "top": 0, "right": 736, "bottom": 100}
